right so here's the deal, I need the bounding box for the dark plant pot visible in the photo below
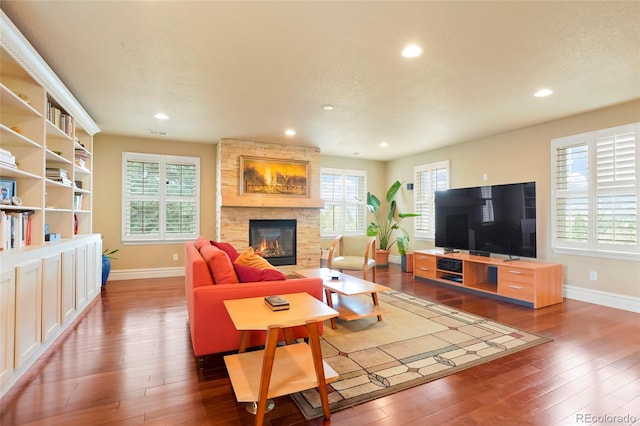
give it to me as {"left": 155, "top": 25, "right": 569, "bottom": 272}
{"left": 401, "top": 252, "right": 414, "bottom": 273}
{"left": 102, "top": 255, "right": 111, "bottom": 286}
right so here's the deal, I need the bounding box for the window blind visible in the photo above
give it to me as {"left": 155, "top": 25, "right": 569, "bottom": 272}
{"left": 320, "top": 168, "right": 367, "bottom": 236}
{"left": 414, "top": 160, "right": 450, "bottom": 239}
{"left": 551, "top": 123, "right": 639, "bottom": 258}
{"left": 122, "top": 152, "right": 200, "bottom": 242}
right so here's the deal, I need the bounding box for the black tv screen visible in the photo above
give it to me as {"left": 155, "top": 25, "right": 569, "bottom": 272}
{"left": 434, "top": 182, "right": 537, "bottom": 258}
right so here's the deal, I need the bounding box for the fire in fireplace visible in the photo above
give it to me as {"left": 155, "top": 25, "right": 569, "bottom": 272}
{"left": 248, "top": 219, "right": 297, "bottom": 266}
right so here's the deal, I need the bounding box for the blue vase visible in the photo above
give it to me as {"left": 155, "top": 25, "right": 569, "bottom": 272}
{"left": 102, "top": 255, "right": 111, "bottom": 286}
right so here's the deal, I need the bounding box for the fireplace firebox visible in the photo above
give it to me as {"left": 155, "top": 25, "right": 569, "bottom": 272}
{"left": 248, "top": 219, "right": 297, "bottom": 266}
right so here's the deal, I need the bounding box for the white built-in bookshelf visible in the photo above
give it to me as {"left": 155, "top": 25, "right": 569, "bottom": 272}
{"left": 0, "top": 10, "right": 102, "bottom": 398}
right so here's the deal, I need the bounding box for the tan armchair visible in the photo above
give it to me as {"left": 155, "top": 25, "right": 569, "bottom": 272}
{"left": 326, "top": 235, "right": 377, "bottom": 282}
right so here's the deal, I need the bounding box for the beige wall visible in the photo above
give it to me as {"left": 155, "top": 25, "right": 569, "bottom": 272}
{"left": 387, "top": 99, "right": 640, "bottom": 298}
{"left": 93, "top": 134, "right": 217, "bottom": 271}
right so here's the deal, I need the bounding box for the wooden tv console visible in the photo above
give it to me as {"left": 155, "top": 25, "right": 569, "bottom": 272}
{"left": 413, "top": 249, "right": 563, "bottom": 308}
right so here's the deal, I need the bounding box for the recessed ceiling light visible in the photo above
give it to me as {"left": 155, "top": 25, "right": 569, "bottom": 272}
{"left": 285, "top": 129, "right": 296, "bottom": 136}
{"left": 322, "top": 104, "right": 334, "bottom": 111}
{"left": 401, "top": 44, "right": 422, "bottom": 58}
{"left": 154, "top": 112, "right": 169, "bottom": 120}
{"left": 379, "top": 142, "right": 389, "bottom": 147}
{"left": 534, "top": 88, "right": 553, "bottom": 97}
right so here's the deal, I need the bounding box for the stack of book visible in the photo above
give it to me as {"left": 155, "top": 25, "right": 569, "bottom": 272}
{"left": 0, "top": 147, "right": 16, "bottom": 169}
{"left": 264, "top": 295, "right": 290, "bottom": 311}
{"left": 46, "top": 167, "right": 72, "bottom": 186}
{"left": 75, "top": 148, "right": 88, "bottom": 169}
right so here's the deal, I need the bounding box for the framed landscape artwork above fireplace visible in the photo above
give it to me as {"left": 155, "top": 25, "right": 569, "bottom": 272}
{"left": 240, "top": 156, "right": 309, "bottom": 196}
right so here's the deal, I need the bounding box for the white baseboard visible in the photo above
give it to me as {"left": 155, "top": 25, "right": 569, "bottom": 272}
{"left": 563, "top": 285, "right": 640, "bottom": 313}
{"left": 109, "top": 267, "right": 184, "bottom": 281}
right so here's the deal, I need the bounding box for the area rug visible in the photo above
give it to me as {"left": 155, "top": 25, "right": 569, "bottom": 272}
{"left": 290, "top": 290, "right": 550, "bottom": 419}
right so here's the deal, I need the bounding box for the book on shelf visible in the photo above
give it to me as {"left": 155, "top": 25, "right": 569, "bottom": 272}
{"left": 0, "top": 148, "right": 16, "bottom": 168}
{"left": 46, "top": 100, "right": 75, "bottom": 136}
{"left": 74, "top": 148, "right": 89, "bottom": 168}
{"left": 264, "top": 295, "right": 290, "bottom": 311}
{"left": 0, "top": 211, "right": 10, "bottom": 250}
{"left": 3, "top": 211, "right": 33, "bottom": 248}
{"left": 46, "top": 167, "right": 73, "bottom": 186}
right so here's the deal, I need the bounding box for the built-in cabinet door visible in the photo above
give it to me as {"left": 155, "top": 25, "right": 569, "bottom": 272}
{"left": 94, "top": 240, "right": 102, "bottom": 294}
{"left": 15, "top": 260, "right": 42, "bottom": 368}
{"left": 0, "top": 269, "right": 16, "bottom": 386}
{"left": 61, "top": 248, "right": 76, "bottom": 323}
{"left": 86, "top": 241, "right": 98, "bottom": 299}
{"left": 42, "top": 253, "right": 62, "bottom": 342}
{"left": 75, "top": 244, "right": 87, "bottom": 310}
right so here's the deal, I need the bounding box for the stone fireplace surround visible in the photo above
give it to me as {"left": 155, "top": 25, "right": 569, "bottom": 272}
{"left": 215, "top": 139, "right": 324, "bottom": 273}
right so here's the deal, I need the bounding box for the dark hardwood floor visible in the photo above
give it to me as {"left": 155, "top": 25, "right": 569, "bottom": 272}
{"left": 1, "top": 265, "right": 639, "bottom": 425}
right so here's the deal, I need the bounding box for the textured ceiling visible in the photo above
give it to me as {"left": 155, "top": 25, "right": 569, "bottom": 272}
{"left": 2, "top": 1, "right": 639, "bottom": 160}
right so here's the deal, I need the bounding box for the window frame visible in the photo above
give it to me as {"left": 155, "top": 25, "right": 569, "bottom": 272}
{"left": 551, "top": 122, "right": 639, "bottom": 260}
{"left": 320, "top": 167, "right": 368, "bottom": 237}
{"left": 121, "top": 152, "right": 200, "bottom": 244}
{"left": 414, "top": 160, "right": 450, "bottom": 240}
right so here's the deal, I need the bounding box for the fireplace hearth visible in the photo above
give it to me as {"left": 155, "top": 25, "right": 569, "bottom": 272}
{"left": 249, "top": 219, "right": 297, "bottom": 266}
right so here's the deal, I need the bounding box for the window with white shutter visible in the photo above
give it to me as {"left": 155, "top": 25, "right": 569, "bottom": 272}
{"left": 551, "top": 123, "right": 639, "bottom": 259}
{"left": 320, "top": 168, "right": 367, "bottom": 236}
{"left": 414, "top": 160, "right": 450, "bottom": 239}
{"left": 122, "top": 152, "right": 200, "bottom": 243}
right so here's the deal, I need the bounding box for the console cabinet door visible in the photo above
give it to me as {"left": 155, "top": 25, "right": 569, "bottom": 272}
{"left": 42, "top": 253, "right": 62, "bottom": 342}
{"left": 15, "top": 260, "right": 42, "bottom": 368}
{"left": 0, "top": 269, "right": 16, "bottom": 386}
{"left": 61, "top": 248, "right": 76, "bottom": 323}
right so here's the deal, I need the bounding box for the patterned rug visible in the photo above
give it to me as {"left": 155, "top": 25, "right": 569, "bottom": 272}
{"left": 290, "top": 290, "right": 550, "bottom": 419}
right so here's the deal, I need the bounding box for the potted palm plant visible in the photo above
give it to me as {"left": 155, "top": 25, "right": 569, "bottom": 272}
{"left": 102, "top": 248, "right": 119, "bottom": 286}
{"left": 366, "top": 180, "right": 420, "bottom": 267}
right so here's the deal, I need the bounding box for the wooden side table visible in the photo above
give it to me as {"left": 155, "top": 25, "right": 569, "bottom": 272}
{"left": 223, "top": 292, "right": 339, "bottom": 426}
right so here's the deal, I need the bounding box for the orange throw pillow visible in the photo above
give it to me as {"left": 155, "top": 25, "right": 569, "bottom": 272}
{"left": 194, "top": 236, "right": 210, "bottom": 250}
{"left": 200, "top": 245, "right": 239, "bottom": 284}
{"left": 234, "top": 247, "right": 278, "bottom": 270}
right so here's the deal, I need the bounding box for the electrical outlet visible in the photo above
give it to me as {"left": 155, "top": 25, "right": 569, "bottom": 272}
{"left": 589, "top": 271, "right": 598, "bottom": 281}
{"left": 173, "top": 253, "right": 178, "bottom": 261}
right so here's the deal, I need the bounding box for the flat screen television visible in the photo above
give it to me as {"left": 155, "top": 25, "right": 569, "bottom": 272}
{"left": 434, "top": 182, "right": 537, "bottom": 258}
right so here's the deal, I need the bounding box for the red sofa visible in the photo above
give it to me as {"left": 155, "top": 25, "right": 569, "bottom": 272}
{"left": 184, "top": 237, "right": 324, "bottom": 360}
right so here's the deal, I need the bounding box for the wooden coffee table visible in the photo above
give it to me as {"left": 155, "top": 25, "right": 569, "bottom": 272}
{"left": 223, "top": 292, "right": 339, "bottom": 426}
{"left": 296, "top": 268, "right": 391, "bottom": 329}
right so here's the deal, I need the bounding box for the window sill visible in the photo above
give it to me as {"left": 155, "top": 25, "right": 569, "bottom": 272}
{"left": 552, "top": 247, "right": 640, "bottom": 262}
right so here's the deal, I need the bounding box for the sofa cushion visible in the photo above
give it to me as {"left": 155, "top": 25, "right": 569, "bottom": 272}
{"left": 200, "top": 245, "right": 239, "bottom": 284}
{"left": 234, "top": 263, "right": 286, "bottom": 282}
{"left": 234, "top": 247, "right": 278, "bottom": 270}
{"left": 194, "top": 236, "right": 211, "bottom": 251}
{"left": 211, "top": 240, "right": 240, "bottom": 262}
